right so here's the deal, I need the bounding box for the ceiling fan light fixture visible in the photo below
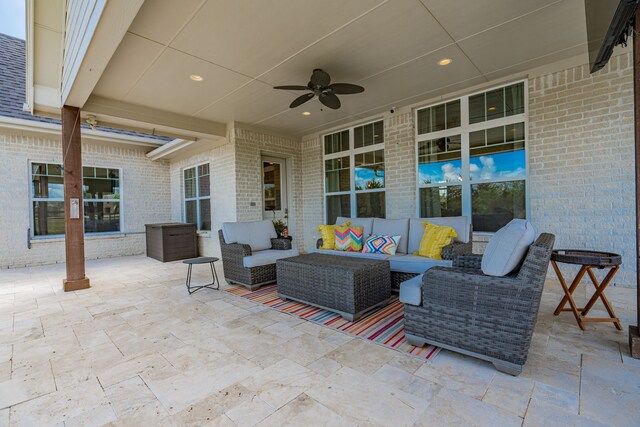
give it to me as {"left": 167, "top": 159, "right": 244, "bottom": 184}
{"left": 189, "top": 75, "right": 204, "bottom": 82}
{"left": 438, "top": 58, "right": 452, "bottom": 66}
{"left": 273, "top": 69, "right": 364, "bottom": 110}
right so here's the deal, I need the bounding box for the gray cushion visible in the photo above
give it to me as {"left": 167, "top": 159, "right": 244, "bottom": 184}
{"left": 408, "top": 216, "right": 471, "bottom": 254}
{"left": 309, "top": 248, "right": 390, "bottom": 260}
{"left": 371, "top": 218, "right": 410, "bottom": 254}
{"left": 223, "top": 220, "right": 277, "bottom": 252}
{"left": 242, "top": 249, "right": 299, "bottom": 268}
{"left": 388, "top": 254, "right": 452, "bottom": 274}
{"left": 481, "top": 219, "right": 536, "bottom": 277}
{"left": 336, "top": 217, "right": 374, "bottom": 238}
{"left": 399, "top": 274, "right": 423, "bottom": 306}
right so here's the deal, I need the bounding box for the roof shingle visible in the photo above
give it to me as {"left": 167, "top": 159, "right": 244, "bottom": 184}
{"left": 0, "top": 33, "right": 172, "bottom": 142}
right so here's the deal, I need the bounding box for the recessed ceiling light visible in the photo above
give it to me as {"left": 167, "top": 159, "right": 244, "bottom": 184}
{"left": 487, "top": 106, "right": 497, "bottom": 111}
{"left": 302, "top": 111, "right": 311, "bottom": 116}
{"left": 190, "top": 75, "right": 204, "bottom": 82}
{"left": 438, "top": 58, "right": 452, "bottom": 66}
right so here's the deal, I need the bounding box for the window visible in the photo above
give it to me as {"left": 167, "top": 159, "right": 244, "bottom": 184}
{"left": 183, "top": 163, "right": 211, "bottom": 230}
{"left": 324, "top": 120, "right": 385, "bottom": 224}
{"left": 416, "top": 81, "right": 527, "bottom": 232}
{"left": 31, "top": 162, "right": 121, "bottom": 236}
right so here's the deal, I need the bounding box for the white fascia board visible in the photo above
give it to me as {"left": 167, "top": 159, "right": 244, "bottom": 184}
{"left": 62, "top": 0, "right": 145, "bottom": 108}
{"left": 0, "top": 116, "right": 168, "bottom": 148}
{"left": 146, "top": 139, "right": 196, "bottom": 161}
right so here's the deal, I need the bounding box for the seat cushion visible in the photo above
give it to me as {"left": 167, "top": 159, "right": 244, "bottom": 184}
{"left": 389, "top": 255, "right": 452, "bottom": 274}
{"left": 399, "top": 274, "right": 423, "bottom": 306}
{"left": 223, "top": 220, "right": 277, "bottom": 252}
{"left": 371, "top": 218, "right": 409, "bottom": 254}
{"left": 362, "top": 234, "right": 401, "bottom": 255}
{"left": 336, "top": 217, "right": 374, "bottom": 238}
{"left": 481, "top": 219, "right": 536, "bottom": 276}
{"left": 309, "top": 248, "right": 390, "bottom": 260}
{"left": 334, "top": 225, "right": 364, "bottom": 252}
{"left": 408, "top": 216, "right": 471, "bottom": 254}
{"left": 317, "top": 221, "right": 350, "bottom": 249}
{"left": 242, "top": 249, "right": 299, "bottom": 268}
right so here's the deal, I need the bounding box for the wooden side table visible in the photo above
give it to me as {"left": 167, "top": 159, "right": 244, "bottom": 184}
{"left": 551, "top": 249, "right": 622, "bottom": 331}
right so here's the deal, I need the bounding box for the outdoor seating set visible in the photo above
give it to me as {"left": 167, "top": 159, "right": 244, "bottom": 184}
{"left": 218, "top": 217, "right": 555, "bottom": 375}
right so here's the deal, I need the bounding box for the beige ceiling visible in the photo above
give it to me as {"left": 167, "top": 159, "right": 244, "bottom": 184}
{"left": 92, "top": 0, "right": 588, "bottom": 136}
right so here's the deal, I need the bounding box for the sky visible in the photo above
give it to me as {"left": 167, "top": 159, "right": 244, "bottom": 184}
{"left": 0, "top": 0, "right": 25, "bottom": 39}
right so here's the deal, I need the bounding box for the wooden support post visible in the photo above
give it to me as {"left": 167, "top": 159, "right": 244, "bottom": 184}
{"left": 62, "top": 105, "right": 90, "bottom": 292}
{"left": 632, "top": 7, "right": 640, "bottom": 358}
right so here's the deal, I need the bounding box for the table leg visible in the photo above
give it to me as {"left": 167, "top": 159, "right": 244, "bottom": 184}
{"left": 551, "top": 261, "right": 586, "bottom": 330}
{"left": 210, "top": 262, "right": 220, "bottom": 290}
{"left": 185, "top": 264, "right": 193, "bottom": 294}
{"left": 583, "top": 266, "right": 622, "bottom": 330}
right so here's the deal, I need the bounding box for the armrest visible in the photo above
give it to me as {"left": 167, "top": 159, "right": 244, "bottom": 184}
{"left": 316, "top": 238, "right": 323, "bottom": 249}
{"left": 223, "top": 242, "right": 252, "bottom": 257}
{"left": 453, "top": 254, "right": 483, "bottom": 269}
{"left": 422, "top": 266, "right": 524, "bottom": 310}
{"left": 271, "top": 238, "right": 292, "bottom": 250}
{"left": 441, "top": 241, "right": 472, "bottom": 260}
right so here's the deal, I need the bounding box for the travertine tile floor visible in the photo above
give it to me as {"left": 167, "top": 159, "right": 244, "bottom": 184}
{"left": 1, "top": 255, "right": 639, "bottom": 426}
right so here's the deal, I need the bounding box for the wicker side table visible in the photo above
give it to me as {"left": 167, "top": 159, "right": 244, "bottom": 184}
{"left": 276, "top": 253, "right": 391, "bottom": 321}
{"left": 551, "top": 249, "right": 622, "bottom": 331}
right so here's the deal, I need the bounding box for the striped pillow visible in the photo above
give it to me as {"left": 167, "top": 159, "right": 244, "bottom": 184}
{"left": 334, "top": 225, "right": 364, "bottom": 252}
{"left": 362, "top": 234, "right": 401, "bottom": 255}
{"left": 416, "top": 222, "right": 457, "bottom": 260}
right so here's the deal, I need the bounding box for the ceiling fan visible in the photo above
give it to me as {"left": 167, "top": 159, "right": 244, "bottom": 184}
{"left": 273, "top": 69, "right": 364, "bottom": 110}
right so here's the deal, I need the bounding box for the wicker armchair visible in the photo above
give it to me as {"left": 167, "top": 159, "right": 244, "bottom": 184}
{"left": 404, "top": 233, "right": 555, "bottom": 375}
{"left": 218, "top": 230, "right": 293, "bottom": 290}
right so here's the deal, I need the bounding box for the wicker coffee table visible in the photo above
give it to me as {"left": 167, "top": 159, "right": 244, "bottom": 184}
{"left": 276, "top": 253, "right": 391, "bottom": 321}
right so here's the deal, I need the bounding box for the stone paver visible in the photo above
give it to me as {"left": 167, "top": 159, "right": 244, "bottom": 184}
{"left": 0, "top": 255, "right": 637, "bottom": 426}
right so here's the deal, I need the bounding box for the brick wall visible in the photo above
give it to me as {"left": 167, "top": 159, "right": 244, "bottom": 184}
{"left": 232, "top": 126, "right": 304, "bottom": 251}
{"left": 301, "top": 136, "right": 324, "bottom": 250}
{"left": 299, "top": 52, "right": 636, "bottom": 287}
{"left": 0, "top": 129, "right": 171, "bottom": 268}
{"left": 528, "top": 52, "right": 635, "bottom": 286}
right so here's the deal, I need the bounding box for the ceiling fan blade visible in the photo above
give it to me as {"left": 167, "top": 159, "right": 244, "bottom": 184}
{"left": 290, "top": 93, "right": 315, "bottom": 108}
{"left": 319, "top": 92, "right": 341, "bottom": 109}
{"left": 310, "top": 68, "right": 331, "bottom": 88}
{"left": 328, "top": 83, "right": 364, "bottom": 94}
{"left": 273, "top": 85, "right": 309, "bottom": 91}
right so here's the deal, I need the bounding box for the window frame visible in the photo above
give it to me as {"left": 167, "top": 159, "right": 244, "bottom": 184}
{"left": 414, "top": 79, "right": 529, "bottom": 233}
{"left": 29, "top": 161, "right": 124, "bottom": 238}
{"left": 322, "top": 118, "right": 386, "bottom": 223}
{"left": 182, "top": 162, "right": 211, "bottom": 231}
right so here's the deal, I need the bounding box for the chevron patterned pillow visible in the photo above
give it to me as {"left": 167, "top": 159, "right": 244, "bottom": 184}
{"left": 362, "top": 234, "right": 401, "bottom": 255}
{"left": 334, "top": 225, "right": 364, "bottom": 252}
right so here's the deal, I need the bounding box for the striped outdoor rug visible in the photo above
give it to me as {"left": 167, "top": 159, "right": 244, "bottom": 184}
{"left": 226, "top": 285, "right": 440, "bottom": 361}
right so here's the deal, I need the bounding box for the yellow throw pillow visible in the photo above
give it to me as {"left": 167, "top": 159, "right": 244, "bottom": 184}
{"left": 317, "top": 222, "right": 350, "bottom": 249}
{"left": 416, "top": 222, "right": 457, "bottom": 260}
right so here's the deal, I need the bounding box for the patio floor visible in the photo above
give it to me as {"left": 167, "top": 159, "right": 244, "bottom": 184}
{"left": 1, "top": 255, "right": 639, "bottom": 426}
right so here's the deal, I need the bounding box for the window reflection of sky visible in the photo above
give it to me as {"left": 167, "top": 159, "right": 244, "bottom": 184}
{"left": 355, "top": 167, "right": 384, "bottom": 189}
{"left": 419, "top": 150, "right": 525, "bottom": 184}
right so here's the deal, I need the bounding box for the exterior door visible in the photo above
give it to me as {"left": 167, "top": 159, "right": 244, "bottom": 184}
{"left": 262, "top": 156, "right": 288, "bottom": 225}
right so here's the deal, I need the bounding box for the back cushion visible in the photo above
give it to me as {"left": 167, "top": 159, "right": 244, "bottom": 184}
{"left": 372, "top": 218, "right": 410, "bottom": 254}
{"left": 222, "top": 220, "right": 277, "bottom": 252}
{"left": 408, "top": 216, "right": 470, "bottom": 254}
{"left": 481, "top": 219, "right": 536, "bottom": 276}
{"left": 336, "top": 217, "right": 374, "bottom": 238}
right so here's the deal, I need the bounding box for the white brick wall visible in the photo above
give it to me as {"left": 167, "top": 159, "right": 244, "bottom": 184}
{"left": 0, "top": 129, "right": 171, "bottom": 268}
{"left": 528, "top": 52, "right": 635, "bottom": 287}
{"left": 232, "top": 126, "right": 304, "bottom": 251}
{"left": 299, "top": 52, "right": 636, "bottom": 287}
{"left": 168, "top": 142, "right": 237, "bottom": 258}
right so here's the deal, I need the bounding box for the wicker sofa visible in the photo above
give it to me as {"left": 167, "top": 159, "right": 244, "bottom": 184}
{"left": 218, "top": 220, "right": 298, "bottom": 290}
{"left": 314, "top": 216, "right": 472, "bottom": 290}
{"left": 403, "top": 233, "right": 555, "bottom": 375}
